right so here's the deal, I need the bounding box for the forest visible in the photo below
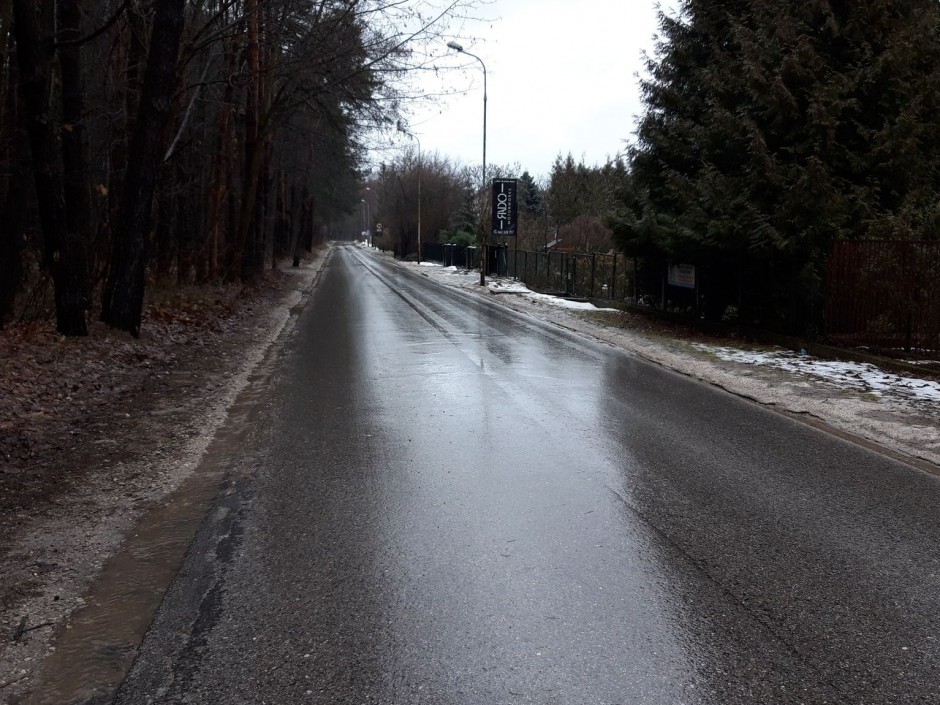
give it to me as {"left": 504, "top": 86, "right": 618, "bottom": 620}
{"left": 621, "top": 0, "right": 940, "bottom": 335}
{"left": 2, "top": 0, "right": 940, "bottom": 341}
{"left": 0, "top": 0, "right": 473, "bottom": 337}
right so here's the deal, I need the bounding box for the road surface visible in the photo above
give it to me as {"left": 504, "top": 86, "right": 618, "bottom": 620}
{"left": 114, "top": 245, "right": 940, "bottom": 704}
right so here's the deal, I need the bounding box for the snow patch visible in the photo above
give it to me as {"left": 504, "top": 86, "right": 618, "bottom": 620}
{"left": 522, "top": 291, "right": 620, "bottom": 312}
{"left": 696, "top": 345, "right": 940, "bottom": 403}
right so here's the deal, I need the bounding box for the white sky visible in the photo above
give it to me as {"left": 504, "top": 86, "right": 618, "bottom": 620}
{"left": 398, "top": 0, "right": 680, "bottom": 180}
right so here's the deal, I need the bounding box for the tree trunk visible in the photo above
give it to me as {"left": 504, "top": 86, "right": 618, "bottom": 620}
{"left": 234, "top": 0, "right": 265, "bottom": 283}
{"left": 0, "top": 59, "right": 23, "bottom": 328}
{"left": 153, "top": 178, "right": 175, "bottom": 279}
{"left": 273, "top": 169, "right": 289, "bottom": 267}
{"left": 252, "top": 141, "right": 272, "bottom": 274}
{"left": 101, "top": 0, "right": 186, "bottom": 336}
{"left": 12, "top": 0, "right": 89, "bottom": 335}
{"left": 176, "top": 149, "right": 197, "bottom": 285}
{"left": 102, "top": 1, "right": 143, "bottom": 261}
{"left": 223, "top": 136, "right": 239, "bottom": 279}
{"left": 287, "top": 180, "right": 305, "bottom": 267}
{"left": 0, "top": 28, "right": 24, "bottom": 326}
{"left": 56, "top": 0, "right": 92, "bottom": 309}
{"left": 203, "top": 43, "right": 236, "bottom": 282}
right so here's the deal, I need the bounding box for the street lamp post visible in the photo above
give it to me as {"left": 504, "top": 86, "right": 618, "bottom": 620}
{"left": 361, "top": 198, "right": 371, "bottom": 246}
{"left": 447, "top": 40, "right": 488, "bottom": 286}
{"left": 415, "top": 134, "right": 422, "bottom": 263}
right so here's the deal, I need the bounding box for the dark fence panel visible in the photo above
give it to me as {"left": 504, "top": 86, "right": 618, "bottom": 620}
{"left": 417, "top": 240, "right": 936, "bottom": 349}
{"left": 506, "top": 250, "right": 565, "bottom": 294}
{"left": 419, "top": 243, "right": 641, "bottom": 308}
{"left": 422, "top": 242, "right": 445, "bottom": 262}
{"left": 506, "top": 249, "right": 635, "bottom": 301}
{"left": 432, "top": 243, "right": 480, "bottom": 269}
{"left": 827, "top": 240, "right": 940, "bottom": 351}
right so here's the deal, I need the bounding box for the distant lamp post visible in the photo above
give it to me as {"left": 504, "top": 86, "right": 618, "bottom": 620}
{"left": 361, "top": 198, "right": 371, "bottom": 246}
{"left": 447, "top": 40, "right": 488, "bottom": 286}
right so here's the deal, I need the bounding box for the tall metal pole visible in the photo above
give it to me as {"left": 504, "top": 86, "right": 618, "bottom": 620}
{"left": 415, "top": 135, "right": 424, "bottom": 264}
{"left": 448, "top": 41, "right": 487, "bottom": 285}
{"left": 361, "top": 199, "right": 371, "bottom": 247}
{"left": 414, "top": 134, "right": 423, "bottom": 263}
{"left": 481, "top": 60, "right": 487, "bottom": 285}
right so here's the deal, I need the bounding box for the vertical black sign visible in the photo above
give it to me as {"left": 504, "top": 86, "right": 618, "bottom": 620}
{"left": 491, "top": 178, "right": 518, "bottom": 237}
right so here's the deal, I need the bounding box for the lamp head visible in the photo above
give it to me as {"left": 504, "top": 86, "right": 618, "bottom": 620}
{"left": 447, "top": 40, "right": 464, "bottom": 52}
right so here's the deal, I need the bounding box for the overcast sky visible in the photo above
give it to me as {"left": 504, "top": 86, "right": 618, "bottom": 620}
{"left": 395, "top": 0, "right": 680, "bottom": 180}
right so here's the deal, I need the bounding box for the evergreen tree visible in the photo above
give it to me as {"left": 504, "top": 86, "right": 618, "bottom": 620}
{"left": 547, "top": 154, "right": 628, "bottom": 226}
{"left": 624, "top": 0, "right": 940, "bottom": 331}
{"left": 519, "top": 171, "right": 544, "bottom": 215}
{"left": 447, "top": 185, "right": 478, "bottom": 243}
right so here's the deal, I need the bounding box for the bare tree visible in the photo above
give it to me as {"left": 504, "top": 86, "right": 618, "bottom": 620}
{"left": 3, "top": 0, "right": 481, "bottom": 335}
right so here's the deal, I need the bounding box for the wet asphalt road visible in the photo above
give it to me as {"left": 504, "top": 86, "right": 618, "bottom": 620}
{"left": 115, "top": 246, "right": 940, "bottom": 704}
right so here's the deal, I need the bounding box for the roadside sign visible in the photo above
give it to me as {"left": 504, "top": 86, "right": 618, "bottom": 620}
{"left": 491, "top": 179, "right": 518, "bottom": 237}
{"left": 667, "top": 263, "right": 696, "bottom": 289}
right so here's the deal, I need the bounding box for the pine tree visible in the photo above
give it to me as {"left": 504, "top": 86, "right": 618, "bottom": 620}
{"left": 624, "top": 0, "right": 940, "bottom": 331}
{"left": 519, "top": 171, "right": 544, "bottom": 215}
{"left": 447, "top": 186, "right": 478, "bottom": 243}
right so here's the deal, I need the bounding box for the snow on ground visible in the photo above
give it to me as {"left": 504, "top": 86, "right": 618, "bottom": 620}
{"left": 696, "top": 345, "right": 940, "bottom": 404}
{"left": 521, "top": 291, "right": 620, "bottom": 312}
{"left": 418, "top": 258, "right": 621, "bottom": 312}
{"left": 419, "top": 256, "right": 938, "bottom": 407}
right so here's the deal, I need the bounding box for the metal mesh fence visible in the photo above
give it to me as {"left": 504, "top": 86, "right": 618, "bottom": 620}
{"left": 419, "top": 246, "right": 638, "bottom": 301}
{"left": 420, "top": 239, "right": 940, "bottom": 350}
{"left": 504, "top": 250, "right": 636, "bottom": 300}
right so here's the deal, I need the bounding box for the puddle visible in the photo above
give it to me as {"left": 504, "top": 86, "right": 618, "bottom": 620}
{"left": 22, "top": 464, "right": 225, "bottom": 704}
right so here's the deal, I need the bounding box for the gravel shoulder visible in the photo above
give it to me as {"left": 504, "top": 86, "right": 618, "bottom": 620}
{"left": 2, "top": 243, "right": 938, "bottom": 702}
{"left": 0, "top": 253, "right": 325, "bottom": 702}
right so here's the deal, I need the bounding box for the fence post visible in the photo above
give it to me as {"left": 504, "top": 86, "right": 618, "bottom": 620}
{"left": 590, "top": 253, "right": 596, "bottom": 298}
{"left": 612, "top": 254, "right": 618, "bottom": 301}
{"left": 634, "top": 257, "right": 638, "bottom": 303}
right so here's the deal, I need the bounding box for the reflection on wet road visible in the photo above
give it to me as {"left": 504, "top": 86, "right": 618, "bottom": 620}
{"left": 116, "top": 246, "right": 940, "bottom": 704}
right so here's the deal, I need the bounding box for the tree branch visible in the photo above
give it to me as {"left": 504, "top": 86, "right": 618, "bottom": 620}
{"left": 53, "top": 0, "right": 131, "bottom": 49}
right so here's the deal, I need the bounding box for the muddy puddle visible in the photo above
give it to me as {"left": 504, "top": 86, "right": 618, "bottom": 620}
{"left": 21, "top": 336, "right": 285, "bottom": 705}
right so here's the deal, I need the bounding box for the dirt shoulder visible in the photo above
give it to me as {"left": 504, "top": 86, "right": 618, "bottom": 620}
{"left": 0, "top": 252, "right": 326, "bottom": 702}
